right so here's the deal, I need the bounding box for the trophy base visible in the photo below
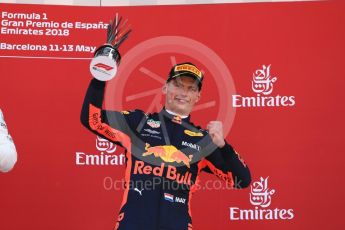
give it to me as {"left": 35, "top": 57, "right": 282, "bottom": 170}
{"left": 90, "top": 55, "right": 118, "bottom": 81}
{"left": 90, "top": 45, "right": 120, "bottom": 81}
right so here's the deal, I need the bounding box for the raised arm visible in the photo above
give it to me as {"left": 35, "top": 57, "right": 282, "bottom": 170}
{"left": 80, "top": 79, "right": 132, "bottom": 149}
{"left": 200, "top": 121, "right": 251, "bottom": 189}
{"left": 202, "top": 141, "right": 251, "bottom": 189}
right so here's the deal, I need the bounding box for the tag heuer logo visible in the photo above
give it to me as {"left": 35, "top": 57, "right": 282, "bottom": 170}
{"left": 147, "top": 119, "right": 161, "bottom": 128}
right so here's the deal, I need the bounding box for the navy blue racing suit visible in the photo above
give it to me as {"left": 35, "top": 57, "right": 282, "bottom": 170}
{"left": 80, "top": 79, "right": 251, "bottom": 230}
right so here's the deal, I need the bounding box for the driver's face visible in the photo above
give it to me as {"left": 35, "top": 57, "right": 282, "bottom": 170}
{"left": 163, "top": 76, "right": 201, "bottom": 116}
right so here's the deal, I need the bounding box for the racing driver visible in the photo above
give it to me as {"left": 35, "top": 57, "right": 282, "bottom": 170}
{"left": 81, "top": 62, "right": 251, "bottom": 230}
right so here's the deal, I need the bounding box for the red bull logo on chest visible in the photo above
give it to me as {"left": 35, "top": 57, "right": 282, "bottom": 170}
{"left": 133, "top": 143, "right": 194, "bottom": 185}
{"left": 133, "top": 161, "right": 192, "bottom": 185}
{"left": 143, "top": 143, "right": 193, "bottom": 168}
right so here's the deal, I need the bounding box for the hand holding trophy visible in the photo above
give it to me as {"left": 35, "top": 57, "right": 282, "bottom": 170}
{"left": 90, "top": 13, "right": 132, "bottom": 81}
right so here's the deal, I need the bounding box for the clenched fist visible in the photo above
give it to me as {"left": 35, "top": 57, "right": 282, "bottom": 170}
{"left": 207, "top": 121, "right": 225, "bottom": 148}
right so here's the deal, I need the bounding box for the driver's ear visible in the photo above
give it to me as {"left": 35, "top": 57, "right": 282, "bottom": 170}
{"left": 195, "top": 91, "right": 201, "bottom": 102}
{"left": 162, "top": 84, "right": 167, "bottom": 94}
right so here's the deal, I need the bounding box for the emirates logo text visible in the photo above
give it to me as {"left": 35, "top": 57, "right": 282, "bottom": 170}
{"left": 230, "top": 176, "right": 295, "bottom": 220}
{"left": 232, "top": 65, "right": 296, "bottom": 107}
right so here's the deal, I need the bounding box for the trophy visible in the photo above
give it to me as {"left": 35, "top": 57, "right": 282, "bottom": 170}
{"left": 90, "top": 13, "right": 132, "bottom": 81}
